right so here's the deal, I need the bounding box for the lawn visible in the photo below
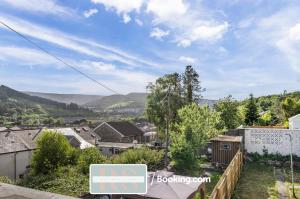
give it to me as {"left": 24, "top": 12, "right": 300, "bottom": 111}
{"left": 284, "top": 167, "right": 300, "bottom": 198}
{"left": 232, "top": 163, "right": 278, "bottom": 199}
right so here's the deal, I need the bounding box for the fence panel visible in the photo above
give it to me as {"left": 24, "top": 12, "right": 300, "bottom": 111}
{"left": 209, "top": 150, "right": 243, "bottom": 199}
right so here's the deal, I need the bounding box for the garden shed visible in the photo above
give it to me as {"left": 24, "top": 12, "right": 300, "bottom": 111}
{"left": 211, "top": 135, "right": 242, "bottom": 166}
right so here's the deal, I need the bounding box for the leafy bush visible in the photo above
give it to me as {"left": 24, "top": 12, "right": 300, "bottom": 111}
{"left": 19, "top": 166, "right": 88, "bottom": 197}
{"left": 77, "top": 147, "right": 107, "bottom": 174}
{"left": 0, "top": 176, "right": 13, "bottom": 184}
{"left": 111, "top": 148, "right": 164, "bottom": 171}
{"left": 31, "top": 130, "right": 77, "bottom": 174}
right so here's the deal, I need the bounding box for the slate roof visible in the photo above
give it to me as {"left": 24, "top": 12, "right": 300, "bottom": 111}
{"left": 73, "top": 127, "right": 96, "bottom": 145}
{"left": 0, "top": 131, "right": 28, "bottom": 154}
{"left": 0, "top": 183, "right": 78, "bottom": 199}
{"left": 0, "top": 129, "right": 43, "bottom": 154}
{"left": 105, "top": 121, "right": 144, "bottom": 136}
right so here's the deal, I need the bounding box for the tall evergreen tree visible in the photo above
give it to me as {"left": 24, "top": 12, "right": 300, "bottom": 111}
{"left": 245, "top": 94, "right": 259, "bottom": 125}
{"left": 183, "top": 65, "right": 204, "bottom": 104}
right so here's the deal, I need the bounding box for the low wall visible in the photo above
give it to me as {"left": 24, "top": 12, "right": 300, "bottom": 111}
{"left": 244, "top": 128, "right": 300, "bottom": 156}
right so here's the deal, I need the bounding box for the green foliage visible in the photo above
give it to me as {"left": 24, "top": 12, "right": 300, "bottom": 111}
{"left": 183, "top": 65, "right": 204, "bottom": 104}
{"left": 170, "top": 103, "right": 223, "bottom": 172}
{"left": 214, "top": 95, "right": 242, "bottom": 129}
{"left": 244, "top": 94, "right": 259, "bottom": 125}
{"left": 111, "top": 148, "right": 164, "bottom": 171}
{"left": 77, "top": 147, "right": 107, "bottom": 174}
{"left": 146, "top": 73, "right": 184, "bottom": 135}
{"left": 31, "top": 130, "right": 77, "bottom": 174}
{"left": 282, "top": 97, "right": 300, "bottom": 119}
{"left": 0, "top": 176, "right": 13, "bottom": 184}
{"left": 18, "top": 166, "right": 89, "bottom": 197}
{"left": 170, "top": 132, "right": 197, "bottom": 171}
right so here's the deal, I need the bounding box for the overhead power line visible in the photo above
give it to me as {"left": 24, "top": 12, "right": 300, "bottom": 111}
{"left": 0, "top": 20, "right": 123, "bottom": 96}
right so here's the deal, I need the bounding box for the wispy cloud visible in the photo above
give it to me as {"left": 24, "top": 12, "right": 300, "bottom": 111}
{"left": 0, "top": 14, "right": 162, "bottom": 69}
{"left": 83, "top": 8, "right": 98, "bottom": 18}
{"left": 179, "top": 56, "right": 196, "bottom": 64}
{"left": 150, "top": 27, "right": 169, "bottom": 40}
{"left": 1, "top": 0, "right": 74, "bottom": 17}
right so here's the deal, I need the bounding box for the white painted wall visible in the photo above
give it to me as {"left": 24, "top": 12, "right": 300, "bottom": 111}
{"left": 289, "top": 115, "right": 300, "bottom": 130}
{"left": 0, "top": 150, "right": 33, "bottom": 180}
{"left": 244, "top": 128, "right": 300, "bottom": 156}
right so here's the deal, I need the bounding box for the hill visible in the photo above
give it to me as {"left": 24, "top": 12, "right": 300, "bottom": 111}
{"left": 25, "top": 91, "right": 103, "bottom": 105}
{"left": 0, "top": 85, "right": 95, "bottom": 126}
{"left": 85, "top": 93, "right": 148, "bottom": 115}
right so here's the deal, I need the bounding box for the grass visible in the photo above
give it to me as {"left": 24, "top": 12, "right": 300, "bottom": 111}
{"left": 232, "top": 163, "right": 278, "bottom": 199}
{"left": 284, "top": 167, "right": 300, "bottom": 198}
{"left": 205, "top": 171, "right": 222, "bottom": 199}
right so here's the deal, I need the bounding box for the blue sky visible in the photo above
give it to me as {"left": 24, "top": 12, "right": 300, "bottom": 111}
{"left": 0, "top": 0, "right": 300, "bottom": 99}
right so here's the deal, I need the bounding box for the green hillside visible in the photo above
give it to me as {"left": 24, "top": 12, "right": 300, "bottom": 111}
{"left": 0, "top": 85, "right": 95, "bottom": 126}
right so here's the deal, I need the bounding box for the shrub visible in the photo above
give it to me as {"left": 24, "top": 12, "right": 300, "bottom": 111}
{"left": 31, "top": 130, "right": 77, "bottom": 174}
{"left": 111, "top": 148, "right": 164, "bottom": 171}
{"left": 77, "top": 147, "right": 107, "bottom": 174}
{"left": 0, "top": 176, "right": 13, "bottom": 184}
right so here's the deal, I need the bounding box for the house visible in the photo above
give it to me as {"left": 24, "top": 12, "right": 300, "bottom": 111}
{"left": 0, "top": 129, "right": 41, "bottom": 180}
{"left": 73, "top": 126, "right": 96, "bottom": 145}
{"left": 0, "top": 127, "right": 94, "bottom": 180}
{"left": 0, "top": 183, "right": 78, "bottom": 199}
{"left": 92, "top": 121, "right": 144, "bottom": 143}
{"left": 211, "top": 135, "right": 242, "bottom": 166}
{"left": 289, "top": 114, "right": 300, "bottom": 130}
{"left": 47, "top": 128, "right": 94, "bottom": 149}
{"left": 116, "top": 171, "right": 205, "bottom": 199}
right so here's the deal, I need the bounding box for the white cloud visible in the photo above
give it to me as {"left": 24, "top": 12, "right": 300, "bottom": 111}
{"left": 123, "top": 13, "right": 131, "bottom": 23}
{"left": 0, "top": 46, "right": 62, "bottom": 67}
{"left": 150, "top": 27, "right": 169, "bottom": 40}
{"left": 146, "top": 0, "right": 228, "bottom": 46}
{"left": 83, "top": 8, "right": 98, "bottom": 18}
{"left": 135, "top": 18, "right": 143, "bottom": 26}
{"left": 1, "top": 0, "right": 74, "bottom": 16}
{"left": 0, "top": 14, "right": 162, "bottom": 69}
{"left": 179, "top": 56, "right": 196, "bottom": 64}
{"left": 146, "top": 0, "right": 188, "bottom": 23}
{"left": 91, "top": 0, "right": 144, "bottom": 14}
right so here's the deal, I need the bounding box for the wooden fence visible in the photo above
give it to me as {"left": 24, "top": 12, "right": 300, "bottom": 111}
{"left": 209, "top": 149, "right": 243, "bottom": 199}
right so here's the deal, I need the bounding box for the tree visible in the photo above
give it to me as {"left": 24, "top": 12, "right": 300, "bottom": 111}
{"left": 77, "top": 148, "right": 107, "bottom": 174}
{"left": 31, "top": 130, "right": 76, "bottom": 174}
{"left": 282, "top": 97, "right": 300, "bottom": 119}
{"left": 245, "top": 94, "right": 259, "bottom": 125}
{"left": 182, "top": 65, "right": 204, "bottom": 104}
{"left": 146, "top": 73, "right": 183, "bottom": 136}
{"left": 112, "top": 148, "right": 164, "bottom": 171}
{"left": 170, "top": 103, "right": 223, "bottom": 171}
{"left": 214, "top": 95, "right": 242, "bottom": 130}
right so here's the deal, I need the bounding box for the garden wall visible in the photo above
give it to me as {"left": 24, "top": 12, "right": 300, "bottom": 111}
{"left": 244, "top": 128, "right": 300, "bottom": 156}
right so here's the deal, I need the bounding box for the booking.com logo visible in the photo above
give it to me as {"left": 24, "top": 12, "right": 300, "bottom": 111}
{"left": 150, "top": 173, "right": 211, "bottom": 185}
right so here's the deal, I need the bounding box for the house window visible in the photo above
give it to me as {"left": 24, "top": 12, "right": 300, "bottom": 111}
{"left": 220, "top": 143, "right": 231, "bottom": 150}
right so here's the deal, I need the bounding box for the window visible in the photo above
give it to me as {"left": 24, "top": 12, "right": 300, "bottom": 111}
{"left": 220, "top": 143, "right": 231, "bottom": 150}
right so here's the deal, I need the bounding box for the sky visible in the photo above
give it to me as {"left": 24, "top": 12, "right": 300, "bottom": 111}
{"left": 0, "top": 0, "right": 300, "bottom": 100}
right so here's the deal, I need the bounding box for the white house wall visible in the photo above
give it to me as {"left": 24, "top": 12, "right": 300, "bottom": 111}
{"left": 0, "top": 150, "right": 33, "bottom": 180}
{"left": 244, "top": 128, "right": 300, "bottom": 156}
{"left": 289, "top": 116, "right": 300, "bottom": 130}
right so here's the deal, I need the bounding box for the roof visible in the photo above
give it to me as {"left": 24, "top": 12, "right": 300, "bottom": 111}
{"left": 97, "top": 142, "right": 143, "bottom": 149}
{"left": 211, "top": 135, "right": 242, "bottom": 142}
{"left": 73, "top": 127, "right": 97, "bottom": 145}
{"left": 48, "top": 128, "right": 94, "bottom": 149}
{"left": 0, "top": 183, "right": 78, "bottom": 199}
{"left": 140, "top": 171, "right": 203, "bottom": 199}
{"left": 105, "top": 121, "right": 144, "bottom": 136}
{"left": 0, "top": 131, "right": 29, "bottom": 154}
{"left": 289, "top": 114, "right": 300, "bottom": 120}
